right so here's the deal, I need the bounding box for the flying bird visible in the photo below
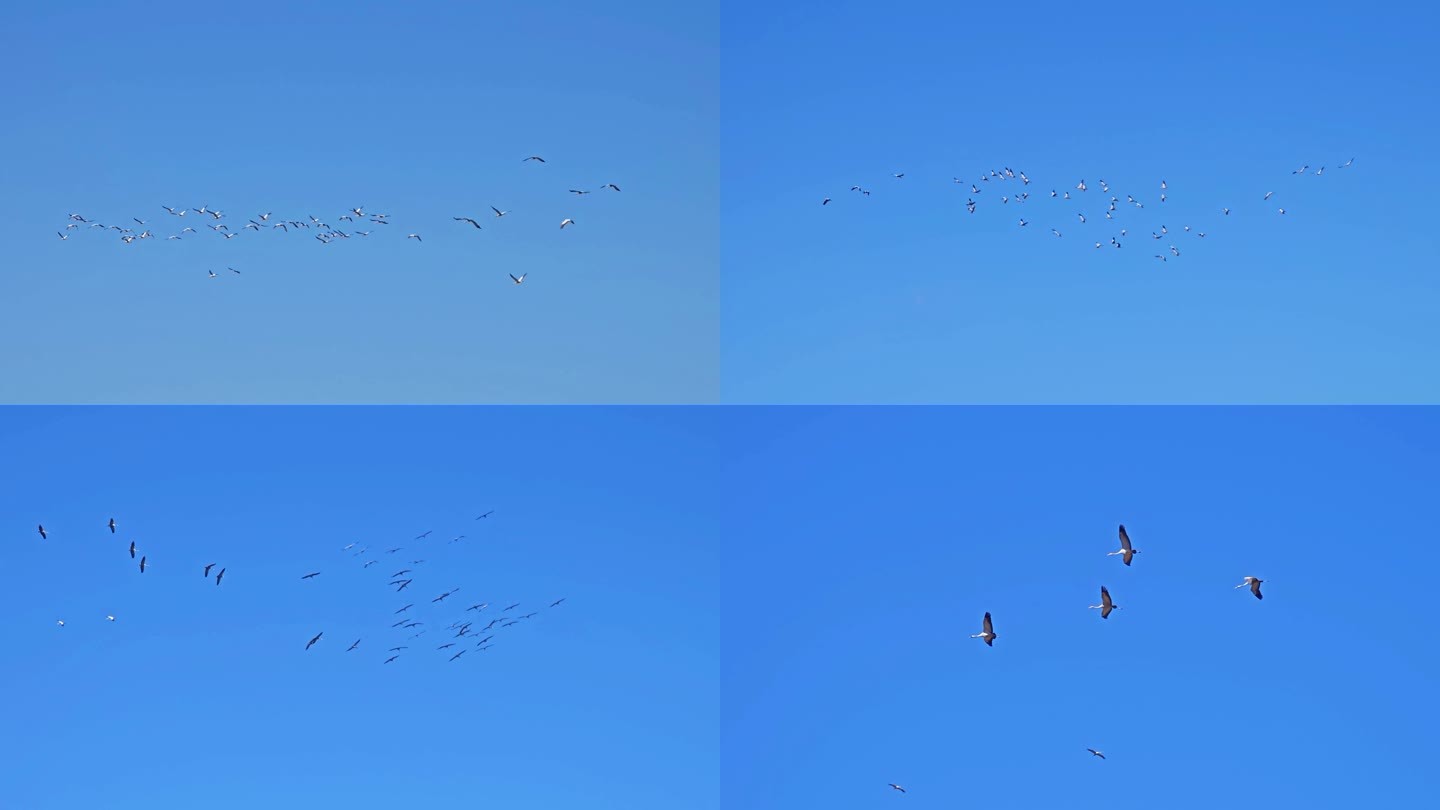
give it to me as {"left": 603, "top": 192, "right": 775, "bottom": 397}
{"left": 139, "top": 556, "right": 147, "bottom": 573}
{"left": 889, "top": 784, "right": 906, "bottom": 793}
{"left": 1108, "top": 525, "right": 1139, "bottom": 566}
{"left": 305, "top": 632, "right": 323, "bottom": 651}
{"left": 550, "top": 598, "right": 566, "bottom": 608}
{"left": 37, "top": 525, "right": 46, "bottom": 540}
{"left": 1087, "top": 749, "right": 1106, "bottom": 760}
{"left": 476, "top": 511, "right": 494, "bottom": 520}
{"left": 301, "top": 572, "right": 321, "bottom": 580}
{"left": 407, "top": 233, "right": 422, "bottom": 242}
{"left": 347, "top": 639, "right": 361, "bottom": 652}
{"left": 560, "top": 218, "right": 575, "bottom": 229}
{"left": 604, "top": 184, "right": 621, "bottom": 191}
{"left": 215, "top": 568, "right": 225, "bottom": 585}
{"left": 108, "top": 518, "right": 116, "bottom": 534}
{"left": 970, "top": 612, "right": 997, "bottom": 646}
{"left": 204, "top": 563, "right": 215, "bottom": 577}
{"left": 1236, "top": 576, "right": 1264, "bottom": 600}
{"left": 1089, "top": 586, "right": 1120, "bottom": 619}
{"left": 491, "top": 207, "right": 509, "bottom": 218}
{"left": 509, "top": 273, "right": 527, "bottom": 284}
{"left": 523, "top": 156, "right": 546, "bottom": 163}
{"left": 453, "top": 217, "right": 482, "bottom": 229}
{"left": 129, "top": 541, "right": 136, "bottom": 558}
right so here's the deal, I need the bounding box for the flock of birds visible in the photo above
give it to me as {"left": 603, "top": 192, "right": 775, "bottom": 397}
{"left": 54, "top": 155, "right": 621, "bottom": 285}
{"left": 35, "top": 511, "right": 569, "bottom": 666}
{"left": 823, "top": 159, "right": 1355, "bottom": 264}
{"left": 885, "top": 524, "right": 1265, "bottom": 797}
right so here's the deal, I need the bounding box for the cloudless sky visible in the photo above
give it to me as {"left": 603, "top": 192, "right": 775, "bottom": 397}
{"left": 721, "top": 1, "right": 1440, "bottom": 402}
{"left": 0, "top": 407, "right": 719, "bottom": 809}
{"left": 0, "top": 2, "right": 717, "bottom": 403}
{"left": 722, "top": 407, "right": 1440, "bottom": 808}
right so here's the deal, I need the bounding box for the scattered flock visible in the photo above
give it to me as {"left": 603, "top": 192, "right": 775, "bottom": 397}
{"left": 32, "top": 511, "right": 569, "bottom": 667}
{"left": 897, "top": 524, "right": 1265, "bottom": 796}
{"left": 825, "top": 159, "right": 1355, "bottom": 264}
{"left": 54, "top": 155, "right": 624, "bottom": 285}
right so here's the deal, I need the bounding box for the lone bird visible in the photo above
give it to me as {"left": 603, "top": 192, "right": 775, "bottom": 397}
{"left": 301, "top": 572, "right": 321, "bottom": 580}
{"left": 1089, "top": 586, "right": 1120, "bottom": 619}
{"left": 559, "top": 218, "right": 575, "bottom": 229}
{"left": 1236, "top": 576, "right": 1264, "bottom": 600}
{"left": 522, "top": 156, "right": 545, "bottom": 163}
{"left": 37, "top": 524, "right": 46, "bottom": 540}
{"left": 129, "top": 541, "right": 136, "bottom": 558}
{"left": 970, "top": 612, "right": 997, "bottom": 646}
{"left": 108, "top": 518, "right": 116, "bottom": 534}
{"left": 139, "top": 556, "right": 147, "bottom": 573}
{"left": 1087, "top": 749, "right": 1106, "bottom": 760}
{"left": 888, "top": 784, "right": 906, "bottom": 794}
{"left": 509, "top": 273, "right": 527, "bottom": 285}
{"left": 1108, "top": 525, "right": 1139, "bottom": 566}
{"left": 305, "top": 632, "right": 323, "bottom": 651}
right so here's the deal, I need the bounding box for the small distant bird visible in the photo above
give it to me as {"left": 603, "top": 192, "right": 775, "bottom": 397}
{"left": 1236, "top": 576, "right": 1264, "bottom": 600}
{"left": 57, "top": 620, "right": 65, "bottom": 627}
{"left": 229, "top": 267, "right": 240, "bottom": 275}
{"left": 208, "top": 270, "right": 218, "bottom": 279}
{"left": 504, "top": 603, "right": 521, "bottom": 612}
{"left": 476, "top": 511, "right": 494, "bottom": 520}
{"left": 106, "top": 615, "right": 116, "bottom": 622}
{"left": 305, "top": 632, "right": 323, "bottom": 651}
{"left": 454, "top": 217, "right": 482, "bottom": 229}
{"left": 1108, "top": 525, "right": 1139, "bottom": 566}
{"left": 37, "top": 524, "right": 46, "bottom": 540}
{"left": 108, "top": 519, "right": 116, "bottom": 534}
{"left": 129, "top": 541, "right": 136, "bottom": 558}
{"left": 1087, "top": 749, "right": 1106, "bottom": 760}
{"left": 139, "top": 556, "right": 147, "bottom": 573}
{"left": 1089, "top": 586, "right": 1120, "bottom": 619}
{"left": 396, "top": 604, "right": 414, "bottom": 614}
{"left": 216, "top": 568, "right": 225, "bottom": 585}
{"left": 491, "top": 207, "right": 509, "bottom": 218}
{"left": 569, "top": 189, "right": 591, "bottom": 195}
{"left": 415, "top": 531, "right": 432, "bottom": 540}
{"left": 301, "top": 572, "right": 321, "bottom": 580}
{"left": 560, "top": 218, "right": 575, "bottom": 229}
{"left": 1340, "top": 157, "right": 1354, "bottom": 168}
{"left": 1278, "top": 208, "right": 1286, "bottom": 215}
{"left": 407, "top": 233, "right": 422, "bottom": 242}
{"left": 822, "top": 198, "right": 831, "bottom": 205}
{"left": 450, "top": 650, "right": 467, "bottom": 661}
{"left": 550, "top": 598, "right": 566, "bottom": 607}
{"left": 384, "top": 655, "right": 399, "bottom": 664}
{"left": 204, "top": 563, "right": 215, "bottom": 577}
{"left": 889, "top": 783, "right": 906, "bottom": 793}
{"left": 893, "top": 173, "right": 904, "bottom": 179}
{"left": 1223, "top": 208, "right": 1230, "bottom": 216}
{"left": 970, "top": 612, "right": 997, "bottom": 646}
{"left": 509, "top": 273, "right": 527, "bottom": 284}
{"left": 347, "top": 639, "right": 360, "bottom": 652}
{"left": 523, "top": 156, "right": 546, "bottom": 163}
{"left": 1264, "top": 191, "right": 1274, "bottom": 200}
{"left": 604, "top": 184, "right": 621, "bottom": 191}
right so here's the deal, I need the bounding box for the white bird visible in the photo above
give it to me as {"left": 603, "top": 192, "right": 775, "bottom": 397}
{"left": 1236, "top": 576, "right": 1264, "bottom": 600}
{"left": 559, "top": 218, "right": 575, "bottom": 229}
{"left": 208, "top": 270, "right": 217, "bottom": 278}
{"left": 1107, "top": 525, "right": 1139, "bottom": 566}
{"left": 1089, "top": 586, "right": 1120, "bottom": 619}
{"left": 1160, "top": 180, "right": 1167, "bottom": 190}
{"left": 1087, "top": 748, "right": 1106, "bottom": 760}
{"left": 1264, "top": 191, "right": 1274, "bottom": 200}
{"left": 56, "top": 232, "right": 68, "bottom": 240}
{"left": 509, "top": 273, "right": 527, "bottom": 285}
{"left": 106, "top": 615, "right": 116, "bottom": 622}
{"left": 57, "top": 620, "right": 65, "bottom": 627}
{"left": 1076, "top": 180, "right": 1087, "bottom": 191}
{"left": 1078, "top": 213, "right": 1086, "bottom": 223}
{"left": 407, "top": 233, "right": 422, "bottom": 241}
{"left": 970, "top": 612, "right": 997, "bottom": 646}
{"left": 1018, "top": 219, "right": 1027, "bottom": 227}
{"left": 1340, "top": 157, "right": 1354, "bottom": 168}
{"left": 1278, "top": 208, "right": 1286, "bottom": 215}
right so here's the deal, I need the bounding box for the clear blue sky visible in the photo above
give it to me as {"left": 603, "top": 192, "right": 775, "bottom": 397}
{"left": 0, "top": 407, "right": 719, "bottom": 809}
{"left": 721, "top": 1, "right": 1440, "bottom": 403}
{"left": 722, "top": 407, "right": 1440, "bottom": 808}
{"left": 0, "top": 2, "right": 717, "bottom": 403}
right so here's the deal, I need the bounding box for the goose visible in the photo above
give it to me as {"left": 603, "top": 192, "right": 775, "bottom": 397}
{"left": 1107, "top": 525, "right": 1138, "bottom": 565}
{"left": 1236, "top": 576, "right": 1264, "bottom": 600}
{"left": 1089, "top": 586, "right": 1120, "bottom": 619}
{"left": 970, "top": 612, "right": 997, "bottom": 646}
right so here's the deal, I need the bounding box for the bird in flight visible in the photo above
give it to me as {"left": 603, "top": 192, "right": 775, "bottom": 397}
{"left": 37, "top": 525, "right": 46, "bottom": 540}
{"left": 108, "top": 518, "right": 116, "bottom": 534}
{"left": 476, "top": 511, "right": 494, "bottom": 520}
{"left": 1108, "top": 525, "right": 1139, "bottom": 566}
{"left": 1236, "top": 576, "right": 1264, "bottom": 600}
{"left": 559, "top": 218, "right": 575, "bottom": 229}
{"left": 305, "top": 632, "right": 323, "bottom": 651}
{"left": 504, "top": 603, "right": 520, "bottom": 612}
{"left": 523, "top": 156, "right": 545, "bottom": 163}
{"left": 216, "top": 568, "right": 225, "bottom": 585}
{"left": 139, "top": 556, "right": 147, "bottom": 573}
{"left": 396, "top": 604, "right": 414, "bottom": 614}
{"left": 1087, "top": 748, "right": 1106, "bottom": 760}
{"left": 384, "top": 655, "right": 399, "bottom": 664}
{"left": 1089, "top": 586, "right": 1120, "bottom": 619}
{"left": 604, "top": 184, "right": 621, "bottom": 192}
{"left": 491, "top": 207, "right": 509, "bottom": 218}
{"left": 301, "top": 572, "right": 321, "bottom": 580}
{"left": 467, "top": 603, "right": 489, "bottom": 612}
{"left": 204, "top": 563, "right": 215, "bottom": 577}
{"left": 568, "top": 189, "right": 590, "bottom": 195}
{"left": 415, "top": 531, "right": 432, "bottom": 540}
{"left": 970, "top": 612, "right": 997, "bottom": 646}
{"left": 407, "top": 233, "right": 422, "bottom": 242}
{"left": 449, "top": 650, "right": 467, "bottom": 662}
{"left": 106, "top": 615, "right": 116, "bottom": 622}
{"left": 347, "top": 639, "right": 361, "bottom": 652}
{"left": 129, "top": 541, "right": 136, "bottom": 558}
{"left": 550, "top": 598, "right": 566, "bottom": 608}
{"left": 888, "top": 783, "right": 906, "bottom": 793}
{"left": 453, "top": 217, "right": 482, "bottom": 229}
{"left": 509, "top": 273, "right": 527, "bottom": 285}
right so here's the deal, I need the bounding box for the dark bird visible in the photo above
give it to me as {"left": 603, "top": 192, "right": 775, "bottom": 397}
{"left": 550, "top": 598, "right": 566, "bottom": 607}
{"left": 604, "top": 184, "right": 621, "bottom": 192}
{"left": 108, "top": 518, "right": 116, "bottom": 534}
{"left": 467, "top": 603, "right": 488, "bottom": 612}
{"left": 1089, "top": 586, "right": 1120, "bottom": 619}
{"left": 970, "top": 612, "right": 997, "bottom": 646}
{"left": 301, "top": 572, "right": 321, "bottom": 580}
{"left": 453, "top": 217, "right": 482, "bottom": 229}
{"left": 347, "top": 639, "right": 360, "bottom": 652}
{"left": 305, "top": 632, "right": 323, "bottom": 651}
{"left": 215, "top": 568, "right": 225, "bottom": 585}
{"left": 1236, "top": 576, "right": 1264, "bottom": 600}
{"left": 363, "top": 560, "right": 378, "bottom": 568}
{"left": 396, "top": 604, "right": 413, "bottom": 614}
{"left": 569, "top": 189, "right": 591, "bottom": 195}
{"left": 889, "top": 784, "right": 906, "bottom": 794}
{"left": 449, "top": 650, "right": 467, "bottom": 661}
{"left": 504, "top": 603, "right": 520, "bottom": 612}
{"left": 204, "top": 563, "right": 215, "bottom": 577}
{"left": 384, "top": 655, "right": 399, "bottom": 664}
{"left": 38, "top": 525, "right": 46, "bottom": 540}
{"left": 523, "top": 156, "right": 546, "bottom": 163}
{"left": 1109, "top": 525, "right": 1139, "bottom": 566}
{"left": 414, "top": 531, "right": 432, "bottom": 540}
{"left": 129, "top": 541, "right": 136, "bottom": 559}
{"left": 476, "top": 511, "right": 494, "bottom": 520}
{"left": 139, "top": 556, "right": 147, "bottom": 573}
{"left": 388, "top": 646, "right": 408, "bottom": 652}
{"left": 1087, "top": 749, "right": 1106, "bottom": 760}
{"left": 438, "top": 643, "right": 456, "bottom": 650}
{"left": 392, "top": 570, "right": 412, "bottom": 577}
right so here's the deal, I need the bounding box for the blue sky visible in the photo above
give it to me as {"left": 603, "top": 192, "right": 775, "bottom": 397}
{"left": 0, "top": 2, "right": 717, "bottom": 403}
{"left": 0, "top": 407, "right": 719, "bottom": 809}
{"left": 723, "top": 407, "right": 1440, "bottom": 808}
{"left": 721, "top": 1, "right": 1440, "bottom": 402}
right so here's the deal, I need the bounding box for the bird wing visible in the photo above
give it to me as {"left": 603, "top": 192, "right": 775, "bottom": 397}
{"left": 1101, "top": 586, "right": 1111, "bottom": 607}
{"left": 1118, "top": 525, "right": 1132, "bottom": 552}
{"left": 1251, "top": 579, "right": 1264, "bottom": 599}
{"left": 982, "top": 612, "right": 993, "bottom": 635}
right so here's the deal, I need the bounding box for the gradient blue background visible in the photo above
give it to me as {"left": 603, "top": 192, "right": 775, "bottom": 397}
{"left": 0, "top": 2, "right": 717, "bottom": 403}
{"left": 721, "top": 1, "right": 1440, "bottom": 402}
{"left": 723, "top": 407, "right": 1440, "bottom": 808}
{"left": 0, "top": 407, "right": 719, "bottom": 809}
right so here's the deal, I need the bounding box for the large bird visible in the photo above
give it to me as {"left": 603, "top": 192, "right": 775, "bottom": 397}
{"left": 108, "top": 518, "right": 116, "bottom": 534}
{"left": 139, "top": 556, "right": 147, "bottom": 573}
{"left": 215, "top": 568, "right": 225, "bottom": 586}
{"left": 1089, "top": 586, "right": 1119, "bottom": 619}
{"left": 1108, "top": 525, "right": 1139, "bottom": 566}
{"left": 37, "top": 524, "right": 46, "bottom": 540}
{"left": 970, "top": 612, "right": 997, "bottom": 646}
{"left": 1087, "top": 748, "right": 1106, "bottom": 760}
{"left": 1236, "top": 576, "right": 1264, "bottom": 600}
{"left": 888, "top": 783, "right": 906, "bottom": 793}
{"left": 305, "top": 632, "right": 323, "bottom": 651}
